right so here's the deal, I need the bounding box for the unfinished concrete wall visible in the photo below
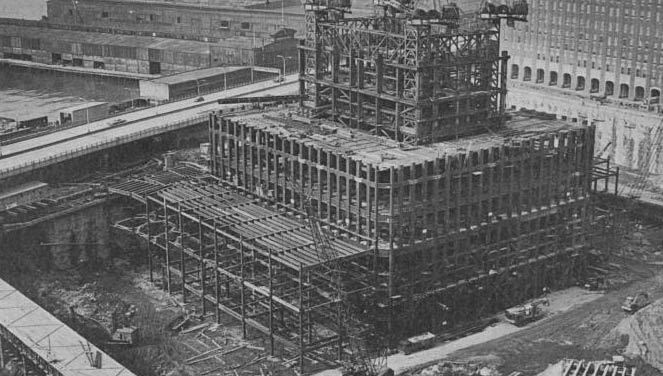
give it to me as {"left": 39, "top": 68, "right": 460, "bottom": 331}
{"left": 507, "top": 83, "right": 663, "bottom": 174}
{"left": 0, "top": 201, "right": 113, "bottom": 271}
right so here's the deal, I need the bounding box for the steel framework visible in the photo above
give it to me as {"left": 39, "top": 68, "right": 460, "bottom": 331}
{"left": 210, "top": 109, "right": 596, "bottom": 338}
{"left": 110, "top": 172, "right": 374, "bottom": 372}
{"left": 299, "top": 4, "right": 508, "bottom": 144}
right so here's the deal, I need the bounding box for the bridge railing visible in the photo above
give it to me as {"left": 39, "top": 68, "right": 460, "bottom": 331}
{"left": 0, "top": 115, "right": 208, "bottom": 181}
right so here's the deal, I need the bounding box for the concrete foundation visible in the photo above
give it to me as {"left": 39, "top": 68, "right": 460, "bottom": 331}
{"left": 1, "top": 201, "right": 111, "bottom": 270}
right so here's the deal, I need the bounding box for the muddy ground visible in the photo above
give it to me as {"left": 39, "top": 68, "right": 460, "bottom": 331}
{"left": 0, "top": 257, "right": 298, "bottom": 376}
{"left": 429, "top": 223, "right": 663, "bottom": 376}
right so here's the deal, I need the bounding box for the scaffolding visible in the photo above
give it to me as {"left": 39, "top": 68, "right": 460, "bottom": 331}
{"left": 299, "top": 0, "right": 508, "bottom": 144}
{"left": 110, "top": 173, "right": 374, "bottom": 372}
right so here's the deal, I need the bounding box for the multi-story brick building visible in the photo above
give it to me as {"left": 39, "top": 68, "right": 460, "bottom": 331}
{"left": 502, "top": 0, "right": 663, "bottom": 177}
{"left": 504, "top": 0, "right": 663, "bottom": 101}
{"left": 0, "top": 21, "right": 298, "bottom": 75}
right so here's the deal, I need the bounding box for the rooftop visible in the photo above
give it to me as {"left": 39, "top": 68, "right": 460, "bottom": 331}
{"left": 110, "top": 168, "right": 368, "bottom": 270}
{"left": 229, "top": 110, "right": 589, "bottom": 169}
{"left": 48, "top": 0, "right": 306, "bottom": 15}
{"left": 0, "top": 278, "right": 137, "bottom": 376}
{"left": 149, "top": 66, "right": 248, "bottom": 85}
{"left": 59, "top": 102, "right": 109, "bottom": 113}
{"left": 0, "top": 25, "right": 263, "bottom": 54}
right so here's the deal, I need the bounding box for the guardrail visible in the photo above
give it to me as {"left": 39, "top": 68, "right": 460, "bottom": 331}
{"left": 0, "top": 73, "right": 284, "bottom": 146}
{"left": 0, "top": 115, "right": 207, "bottom": 181}
{"left": 0, "top": 77, "right": 299, "bottom": 180}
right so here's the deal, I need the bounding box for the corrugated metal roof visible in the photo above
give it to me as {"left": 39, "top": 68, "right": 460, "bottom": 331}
{"left": 0, "top": 278, "right": 137, "bottom": 376}
{"left": 0, "top": 25, "right": 264, "bottom": 54}
{"left": 59, "top": 102, "right": 109, "bottom": 114}
{"left": 149, "top": 66, "right": 248, "bottom": 85}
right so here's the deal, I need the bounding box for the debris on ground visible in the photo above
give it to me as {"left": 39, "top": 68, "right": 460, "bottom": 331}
{"left": 601, "top": 295, "right": 663, "bottom": 372}
{"left": 410, "top": 360, "right": 501, "bottom": 376}
{"left": 537, "top": 359, "right": 636, "bottom": 376}
{"left": 442, "top": 219, "right": 663, "bottom": 376}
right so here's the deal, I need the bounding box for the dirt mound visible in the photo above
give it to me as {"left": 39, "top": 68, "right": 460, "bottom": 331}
{"left": 536, "top": 360, "right": 565, "bottom": 376}
{"left": 600, "top": 298, "right": 663, "bottom": 371}
{"left": 411, "top": 359, "right": 502, "bottom": 376}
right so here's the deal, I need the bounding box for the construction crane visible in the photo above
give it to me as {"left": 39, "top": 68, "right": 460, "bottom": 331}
{"left": 304, "top": 0, "right": 352, "bottom": 12}
{"left": 299, "top": 184, "right": 342, "bottom": 277}
{"left": 479, "top": 0, "right": 528, "bottom": 26}
{"left": 374, "top": 0, "right": 461, "bottom": 27}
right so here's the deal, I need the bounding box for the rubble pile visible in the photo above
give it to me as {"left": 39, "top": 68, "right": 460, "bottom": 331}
{"left": 601, "top": 296, "right": 663, "bottom": 371}
{"left": 37, "top": 276, "right": 135, "bottom": 336}
{"left": 412, "top": 361, "right": 501, "bottom": 376}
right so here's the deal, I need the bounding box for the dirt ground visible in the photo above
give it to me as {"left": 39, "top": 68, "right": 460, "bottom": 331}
{"left": 431, "top": 223, "right": 663, "bottom": 376}
{"left": 0, "top": 258, "right": 298, "bottom": 376}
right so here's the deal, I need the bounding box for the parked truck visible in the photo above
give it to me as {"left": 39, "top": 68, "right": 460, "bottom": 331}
{"left": 504, "top": 299, "right": 548, "bottom": 326}
{"left": 621, "top": 292, "right": 650, "bottom": 313}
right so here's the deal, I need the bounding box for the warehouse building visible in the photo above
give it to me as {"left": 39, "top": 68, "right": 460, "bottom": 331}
{"left": 0, "top": 22, "right": 298, "bottom": 75}
{"left": 46, "top": 0, "right": 307, "bottom": 40}
{"left": 139, "top": 66, "right": 279, "bottom": 101}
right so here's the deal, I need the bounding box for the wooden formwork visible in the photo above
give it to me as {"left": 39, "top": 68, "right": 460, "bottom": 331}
{"left": 210, "top": 110, "right": 596, "bottom": 338}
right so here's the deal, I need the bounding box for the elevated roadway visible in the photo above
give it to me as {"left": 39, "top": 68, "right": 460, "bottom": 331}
{"left": 0, "top": 75, "right": 298, "bottom": 182}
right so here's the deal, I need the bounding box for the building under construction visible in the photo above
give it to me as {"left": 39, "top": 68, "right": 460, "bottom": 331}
{"left": 113, "top": 0, "right": 597, "bottom": 371}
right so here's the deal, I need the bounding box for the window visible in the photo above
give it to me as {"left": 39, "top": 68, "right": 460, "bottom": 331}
{"left": 219, "top": 20, "right": 230, "bottom": 29}
{"left": 101, "top": 11, "right": 109, "bottom": 18}
{"left": 523, "top": 67, "right": 532, "bottom": 81}
{"left": 576, "top": 76, "right": 585, "bottom": 91}
{"left": 176, "top": 16, "right": 181, "bottom": 24}
{"left": 619, "top": 84, "right": 629, "bottom": 98}
{"left": 550, "top": 71, "right": 558, "bottom": 86}
{"left": 241, "top": 22, "right": 250, "bottom": 30}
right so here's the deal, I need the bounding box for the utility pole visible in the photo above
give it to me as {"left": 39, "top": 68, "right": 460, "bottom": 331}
{"left": 276, "top": 55, "right": 291, "bottom": 82}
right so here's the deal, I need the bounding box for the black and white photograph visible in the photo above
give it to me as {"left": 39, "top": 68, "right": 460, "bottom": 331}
{"left": 0, "top": 1, "right": 660, "bottom": 375}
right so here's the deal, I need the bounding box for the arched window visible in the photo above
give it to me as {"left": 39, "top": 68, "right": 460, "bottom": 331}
{"left": 562, "top": 73, "right": 571, "bottom": 88}
{"left": 549, "top": 71, "right": 558, "bottom": 86}
{"left": 635, "top": 86, "right": 645, "bottom": 100}
{"left": 605, "top": 81, "right": 614, "bottom": 96}
{"left": 511, "top": 64, "right": 519, "bottom": 79}
{"left": 536, "top": 68, "right": 545, "bottom": 83}
{"left": 576, "top": 76, "right": 585, "bottom": 91}
{"left": 619, "top": 83, "right": 630, "bottom": 98}
{"left": 523, "top": 67, "right": 532, "bottom": 81}
{"left": 651, "top": 88, "right": 661, "bottom": 98}
{"left": 590, "top": 79, "right": 600, "bottom": 93}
